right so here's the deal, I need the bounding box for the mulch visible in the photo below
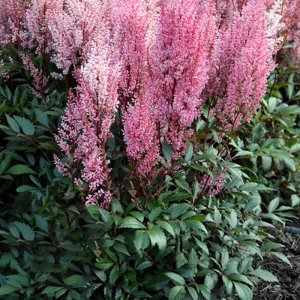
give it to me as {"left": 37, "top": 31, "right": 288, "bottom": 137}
{"left": 254, "top": 219, "right": 300, "bottom": 300}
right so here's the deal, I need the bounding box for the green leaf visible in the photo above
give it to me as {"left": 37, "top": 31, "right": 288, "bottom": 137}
{"left": 156, "top": 221, "right": 176, "bottom": 238}
{"left": 42, "top": 286, "right": 65, "bottom": 295}
{"left": 249, "top": 269, "right": 278, "bottom": 282}
{"left": 175, "top": 178, "right": 190, "bottom": 192}
{"left": 119, "top": 217, "right": 145, "bottom": 229}
{"left": 233, "top": 282, "right": 253, "bottom": 300}
{"left": 5, "top": 114, "right": 20, "bottom": 133}
{"left": 187, "top": 287, "right": 198, "bottom": 300}
{"left": 63, "top": 275, "right": 88, "bottom": 288}
{"left": 169, "top": 203, "right": 190, "bottom": 219}
{"left": 184, "top": 143, "right": 193, "bottom": 162}
{"left": 6, "top": 164, "right": 36, "bottom": 175}
{"left": 148, "top": 207, "right": 161, "bottom": 222}
{"left": 34, "top": 214, "right": 49, "bottom": 233}
{"left": 0, "top": 152, "right": 13, "bottom": 175}
{"left": 221, "top": 248, "right": 229, "bottom": 270}
{"left": 16, "top": 185, "right": 36, "bottom": 193}
{"left": 14, "top": 222, "right": 35, "bottom": 241}
{"left": 268, "top": 197, "right": 280, "bottom": 213}
{"left": 0, "top": 285, "right": 19, "bottom": 296}
{"left": 290, "top": 144, "right": 300, "bottom": 154}
{"left": 165, "top": 272, "right": 185, "bottom": 285}
{"left": 283, "top": 157, "right": 296, "bottom": 172}
{"left": 147, "top": 226, "right": 167, "bottom": 249}
{"left": 34, "top": 108, "right": 49, "bottom": 127}
{"left": 270, "top": 252, "right": 292, "bottom": 267}
{"left": 168, "top": 286, "right": 186, "bottom": 300}
{"left": 162, "top": 140, "right": 173, "bottom": 161}
{"left": 133, "top": 230, "right": 149, "bottom": 251}
{"left": 262, "top": 156, "right": 272, "bottom": 171}
{"left": 14, "top": 116, "right": 35, "bottom": 135}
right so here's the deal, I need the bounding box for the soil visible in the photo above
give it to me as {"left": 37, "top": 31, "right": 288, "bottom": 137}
{"left": 254, "top": 218, "right": 300, "bottom": 300}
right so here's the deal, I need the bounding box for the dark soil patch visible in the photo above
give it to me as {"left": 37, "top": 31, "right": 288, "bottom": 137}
{"left": 254, "top": 221, "right": 300, "bottom": 300}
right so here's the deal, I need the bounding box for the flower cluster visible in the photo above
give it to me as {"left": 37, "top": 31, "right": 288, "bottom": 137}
{"left": 1, "top": 0, "right": 286, "bottom": 206}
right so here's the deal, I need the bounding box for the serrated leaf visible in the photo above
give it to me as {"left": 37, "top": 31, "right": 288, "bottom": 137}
{"left": 162, "top": 140, "right": 173, "bottom": 161}
{"left": 119, "top": 217, "right": 145, "bottom": 229}
{"left": 34, "top": 108, "right": 49, "bottom": 127}
{"left": 270, "top": 252, "right": 292, "bottom": 267}
{"left": 169, "top": 203, "right": 190, "bottom": 219}
{"left": 175, "top": 178, "right": 190, "bottom": 193}
{"left": 6, "top": 164, "right": 36, "bottom": 175}
{"left": 147, "top": 226, "right": 166, "bottom": 249}
{"left": 14, "top": 116, "right": 35, "bottom": 135}
{"left": 262, "top": 156, "right": 272, "bottom": 171}
{"left": 290, "top": 144, "right": 300, "bottom": 154}
{"left": 221, "top": 248, "right": 229, "bottom": 270}
{"left": 233, "top": 282, "right": 253, "bottom": 300}
{"left": 156, "top": 221, "right": 176, "bottom": 238}
{"left": 148, "top": 207, "right": 161, "bottom": 222}
{"left": 187, "top": 287, "right": 198, "bottom": 300}
{"left": 184, "top": 143, "right": 193, "bottom": 162}
{"left": 250, "top": 269, "right": 278, "bottom": 282}
{"left": 268, "top": 197, "right": 280, "bottom": 213}
{"left": 5, "top": 114, "right": 20, "bottom": 133}
{"left": 63, "top": 275, "right": 87, "bottom": 288}
{"left": 42, "top": 286, "right": 65, "bottom": 295}
{"left": 168, "top": 286, "right": 185, "bottom": 300}
{"left": 0, "top": 285, "right": 19, "bottom": 296}
{"left": 34, "top": 214, "right": 49, "bottom": 232}
{"left": 14, "top": 222, "right": 35, "bottom": 241}
{"left": 165, "top": 272, "right": 185, "bottom": 285}
{"left": 176, "top": 253, "right": 188, "bottom": 269}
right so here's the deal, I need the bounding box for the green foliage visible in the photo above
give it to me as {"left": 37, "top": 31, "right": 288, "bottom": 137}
{"left": 0, "top": 45, "right": 298, "bottom": 300}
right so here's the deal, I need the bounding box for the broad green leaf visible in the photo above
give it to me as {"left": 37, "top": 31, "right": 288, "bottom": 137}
{"left": 156, "top": 221, "right": 176, "bottom": 238}
{"left": 249, "top": 269, "right": 278, "bottom": 282}
{"left": 233, "top": 282, "right": 253, "bottom": 300}
{"left": 148, "top": 207, "right": 161, "bottom": 222}
{"left": 270, "top": 252, "right": 292, "bottom": 267}
{"left": 42, "top": 286, "right": 65, "bottom": 295}
{"left": 34, "top": 108, "right": 49, "bottom": 127}
{"left": 221, "top": 248, "right": 229, "bottom": 270}
{"left": 147, "top": 226, "right": 167, "bottom": 249}
{"left": 184, "top": 143, "right": 193, "bottom": 162}
{"left": 262, "top": 156, "right": 272, "bottom": 171}
{"left": 268, "top": 197, "right": 280, "bottom": 213}
{"left": 0, "top": 285, "right": 19, "bottom": 296}
{"left": 16, "top": 185, "right": 36, "bottom": 193}
{"left": 5, "top": 114, "right": 20, "bottom": 133}
{"left": 175, "top": 178, "right": 190, "bottom": 193}
{"left": 34, "top": 215, "right": 49, "bottom": 233}
{"left": 119, "top": 217, "right": 145, "bottom": 229}
{"left": 168, "top": 286, "right": 185, "bottom": 300}
{"left": 63, "top": 275, "right": 88, "bottom": 288}
{"left": 14, "top": 116, "right": 35, "bottom": 135}
{"left": 14, "top": 222, "right": 35, "bottom": 241}
{"left": 6, "top": 164, "right": 36, "bottom": 175}
{"left": 169, "top": 203, "right": 190, "bottom": 219}
{"left": 283, "top": 158, "right": 296, "bottom": 172}
{"left": 187, "top": 287, "right": 198, "bottom": 300}
{"left": 290, "top": 144, "right": 300, "bottom": 154}
{"left": 165, "top": 272, "right": 185, "bottom": 285}
{"left": 162, "top": 140, "right": 173, "bottom": 161}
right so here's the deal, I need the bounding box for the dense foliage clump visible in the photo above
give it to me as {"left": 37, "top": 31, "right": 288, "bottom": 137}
{"left": 0, "top": 0, "right": 299, "bottom": 299}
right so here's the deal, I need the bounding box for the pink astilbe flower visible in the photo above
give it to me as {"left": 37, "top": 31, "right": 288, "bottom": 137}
{"left": 0, "top": 0, "right": 29, "bottom": 46}
{"left": 123, "top": 100, "right": 159, "bottom": 174}
{"left": 148, "top": 0, "right": 216, "bottom": 155}
{"left": 112, "top": 0, "right": 152, "bottom": 108}
{"left": 210, "top": 0, "right": 274, "bottom": 130}
{"left": 47, "top": 0, "right": 104, "bottom": 74}
{"left": 55, "top": 38, "right": 119, "bottom": 207}
{"left": 22, "top": 0, "right": 63, "bottom": 54}
{"left": 282, "top": 0, "right": 300, "bottom": 64}
{"left": 200, "top": 173, "right": 225, "bottom": 197}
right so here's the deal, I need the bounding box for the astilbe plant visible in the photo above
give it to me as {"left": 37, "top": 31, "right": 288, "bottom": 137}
{"left": 0, "top": 0, "right": 285, "bottom": 207}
